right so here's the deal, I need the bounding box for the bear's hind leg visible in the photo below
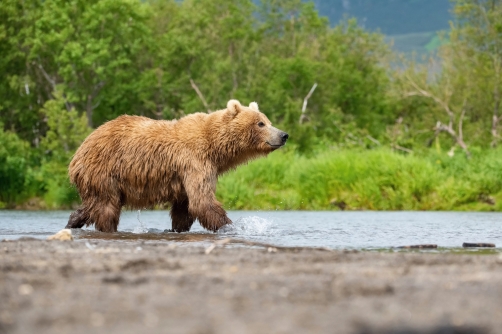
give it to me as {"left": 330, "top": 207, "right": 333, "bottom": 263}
{"left": 66, "top": 207, "right": 91, "bottom": 229}
{"left": 92, "top": 198, "right": 121, "bottom": 233}
{"left": 170, "top": 199, "right": 195, "bottom": 233}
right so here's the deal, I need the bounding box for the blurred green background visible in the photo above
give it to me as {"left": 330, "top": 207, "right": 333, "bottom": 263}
{"left": 1, "top": 0, "right": 502, "bottom": 211}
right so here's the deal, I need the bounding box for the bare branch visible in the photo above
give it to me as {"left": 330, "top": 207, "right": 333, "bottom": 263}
{"left": 404, "top": 72, "right": 470, "bottom": 156}
{"left": 189, "top": 78, "right": 210, "bottom": 113}
{"left": 491, "top": 115, "right": 500, "bottom": 148}
{"left": 92, "top": 81, "right": 106, "bottom": 97}
{"left": 37, "top": 63, "right": 57, "bottom": 89}
{"left": 300, "top": 83, "right": 317, "bottom": 124}
{"left": 433, "top": 120, "right": 470, "bottom": 157}
{"left": 81, "top": 81, "right": 107, "bottom": 128}
{"left": 491, "top": 59, "right": 501, "bottom": 146}
{"left": 92, "top": 100, "right": 101, "bottom": 110}
{"left": 458, "top": 98, "right": 467, "bottom": 143}
{"left": 405, "top": 74, "right": 453, "bottom": 117}
{"left": 391, "top": 144, "right": 413, "bottom": 154}
{"left": 154, "top": 105, "right": 163, "bottom": 120}
{"left": 426, "top": 128, "right": 440, "bottom": 147}
{"left": 37, "top": 62, "right": 73, "bottom": 112}
{"left": 366, "top": 135, "right": 381, "bottom": 146}
{"left": 302, "top": 83, "right": 318, "bottom": 113}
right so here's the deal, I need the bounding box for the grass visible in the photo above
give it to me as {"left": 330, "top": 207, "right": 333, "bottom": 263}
{"left": 8, "top": 146, "right": 502, "bottom": 212}
{"left": 216, "top": 148, "right": 502, "bottom": 211}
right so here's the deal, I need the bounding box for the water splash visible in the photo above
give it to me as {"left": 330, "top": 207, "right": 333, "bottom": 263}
{"left": 132, "top": 210, "right": 149, "bottom": 234}
{"left": 218, "top": 216, "right": 275, "bottom": 236}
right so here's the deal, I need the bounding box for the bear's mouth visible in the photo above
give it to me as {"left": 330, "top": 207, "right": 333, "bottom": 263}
{"left": 266, "top": 142, "right": 284, "bottom": 149}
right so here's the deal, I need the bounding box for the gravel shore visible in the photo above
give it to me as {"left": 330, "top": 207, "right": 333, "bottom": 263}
{"left": 1, "top": 239, "right": 501, "bottom": 334}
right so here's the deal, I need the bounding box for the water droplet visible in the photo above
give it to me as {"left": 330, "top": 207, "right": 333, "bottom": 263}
{"left": 133, "top": 210, "right": 148, "bottom": 234}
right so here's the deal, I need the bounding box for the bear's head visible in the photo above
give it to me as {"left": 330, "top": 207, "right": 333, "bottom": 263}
{"left": 223, "top": 99, "right": 289, "bottom": 155}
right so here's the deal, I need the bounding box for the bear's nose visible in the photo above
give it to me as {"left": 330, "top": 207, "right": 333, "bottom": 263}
{"left": 281, "top": 132, "right": 289, "bottom": 141}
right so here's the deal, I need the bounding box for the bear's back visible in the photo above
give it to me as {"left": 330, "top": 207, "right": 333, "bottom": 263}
{"left": 69, "top": 116, "right": 173, "bottom": 184}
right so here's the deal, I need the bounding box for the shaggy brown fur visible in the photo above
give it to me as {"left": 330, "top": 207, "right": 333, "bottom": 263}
{"left": 66, "top": 100, "right": 288, "bottom": 233}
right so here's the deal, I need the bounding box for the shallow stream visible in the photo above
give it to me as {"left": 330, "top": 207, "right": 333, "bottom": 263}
{"left": 1, "top": 210, "right": 501, "bottom": 250}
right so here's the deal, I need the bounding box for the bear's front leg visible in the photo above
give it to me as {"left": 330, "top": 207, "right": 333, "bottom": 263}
{"left": 184, "top": 170, "right": 232, "bottom": 232}
{"left": 195, "top": 201, "right": 232, "bottom": 232}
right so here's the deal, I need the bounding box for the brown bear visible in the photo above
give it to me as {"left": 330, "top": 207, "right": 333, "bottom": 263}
{"left": 66, "top": 100, "right": 288, "bottom": 233}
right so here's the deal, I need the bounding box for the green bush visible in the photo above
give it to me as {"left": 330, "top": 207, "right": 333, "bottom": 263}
{"left": 38, "top": 91, "right": 91, "bottom": 208}
{"left": 0, "top": 123, "right": 33, "bottom": 207}
{"left": 216, "top": 147, "right": 502, "bottom": 211}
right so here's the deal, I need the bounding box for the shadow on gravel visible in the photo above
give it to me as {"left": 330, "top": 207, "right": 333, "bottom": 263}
{"left": 359, "top": 325, "right": 488, "bottom": 334}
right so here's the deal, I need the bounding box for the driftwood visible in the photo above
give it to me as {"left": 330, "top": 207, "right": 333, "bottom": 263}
{"left": 397, "top": 244, "right": 437, "bottom": 249}
{"left": 462, "top": 243, "right": 496, "bottom": 248}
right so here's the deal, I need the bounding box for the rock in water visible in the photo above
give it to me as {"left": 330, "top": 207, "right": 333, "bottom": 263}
{"left": 47, "top": 229, "right": 73, "bottom": 241}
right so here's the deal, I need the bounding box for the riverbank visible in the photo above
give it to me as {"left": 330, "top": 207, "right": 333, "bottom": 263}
{"left": 1, "top": 239, "right": 501, "bottom": 334}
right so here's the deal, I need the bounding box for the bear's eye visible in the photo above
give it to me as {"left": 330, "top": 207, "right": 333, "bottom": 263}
{"left": 258, "top": 121, "right": 265, "bottom": 127}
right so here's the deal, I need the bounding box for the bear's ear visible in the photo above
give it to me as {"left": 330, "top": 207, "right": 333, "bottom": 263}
{"left": 249, "top": 102, "right": 259, "bottom": 111}
{"left": 227, "top": 99, "right": 242, "bottom": 116}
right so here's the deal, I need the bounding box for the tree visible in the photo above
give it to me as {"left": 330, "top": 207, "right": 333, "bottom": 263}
{"left": 39, "top": 90, "right": 91, "bottom": 156}
{"left": 8, "top": 0, "right": 152, "bottom": 128}
{"left": 451, "top": 0, "right": 502, "bottom": 146}
{"left": 0, "top": 0, "right": 43, "bottom": 143}
{"left": 401, "top": 52, "right": 472, "bottom": 157}
{"left": 0, "top": 123, "right": 31, "bottom": 206}
{"left": 39, "top": 91, "right": 91, "bottom": 208}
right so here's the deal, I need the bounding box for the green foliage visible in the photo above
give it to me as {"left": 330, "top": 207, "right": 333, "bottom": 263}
{"left": 217, "top": 148, "right": 502, "bottom": 211}
{"left": 389, "top": 0, "right": 502, "bottom": 154}
{"left": 0, "top": 124, "right": 32, "bottom": 206}
{"left": 1, "top": 0, "right": 396, "bottom": 150}
{"left": 38, "top": 91, "right": 91, "bottom": 208}
{"left": 0, "top": 0, "right": 153, "bottom": 133}
{"left": 40, "top": 91, "right": 91, "bottom": 157}
{"left": 1, "top": 0, "right": 502, "bottom": 211}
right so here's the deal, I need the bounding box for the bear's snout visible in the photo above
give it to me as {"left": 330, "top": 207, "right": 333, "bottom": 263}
{"left": 280, "top": 132, "right": 289, "bottom": 144}
{"left": 266, "top": 127, "right": 289, "bottom": 149}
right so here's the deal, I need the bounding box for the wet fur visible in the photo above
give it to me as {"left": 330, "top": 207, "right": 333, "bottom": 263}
{"left": 67, "top": 100, "right": 286, "bottom": 233}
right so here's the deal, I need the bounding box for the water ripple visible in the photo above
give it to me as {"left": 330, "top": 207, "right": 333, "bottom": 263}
{"left": 1, "top": 210, "right": 501, "bottom": 249}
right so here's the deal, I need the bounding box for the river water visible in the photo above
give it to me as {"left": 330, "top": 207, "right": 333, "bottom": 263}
{"left": 0, "top": 210, "right": 501, "bottom": 250}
